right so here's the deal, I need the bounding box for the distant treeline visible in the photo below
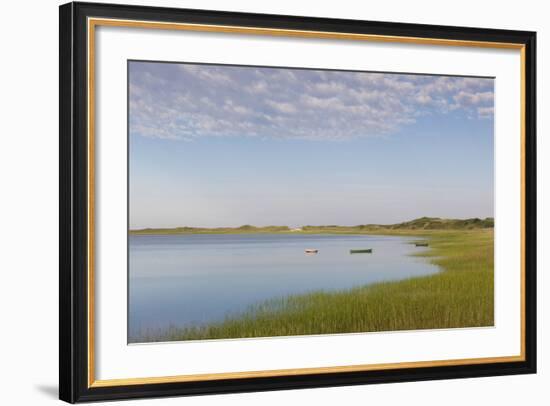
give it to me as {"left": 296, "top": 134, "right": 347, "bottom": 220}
{"left": 303, "top": 217, "right": 494, "bottom": 232}
{"left": 130, "top": 224, "right": 292, "bottom": 235}
{"left": 130, "top": 217, "right": 494, "bottom": 235}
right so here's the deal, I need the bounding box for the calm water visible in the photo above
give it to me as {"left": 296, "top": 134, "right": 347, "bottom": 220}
{"left": 129, "top": 233, "right": 439, "bottom": 339}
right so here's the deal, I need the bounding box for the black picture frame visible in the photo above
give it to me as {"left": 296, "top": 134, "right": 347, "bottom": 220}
{"left": 59, "top": 1, "right": 537, "bottom": 403}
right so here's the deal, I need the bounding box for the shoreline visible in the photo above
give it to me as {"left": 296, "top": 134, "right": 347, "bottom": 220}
{"left": 129, "top": 217, "right": 494, "bottom": 236}
{"left": 132, "top": 228, "right": 494, "bottom": 343}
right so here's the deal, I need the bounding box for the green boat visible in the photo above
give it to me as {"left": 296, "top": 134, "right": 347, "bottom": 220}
{"left": 349, "top": 248, "right": 372, "bottom": 254}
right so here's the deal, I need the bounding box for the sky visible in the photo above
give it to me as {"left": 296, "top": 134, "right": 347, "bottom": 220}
{"left": 129, "top": 61, "right": 494, "bottom": 229}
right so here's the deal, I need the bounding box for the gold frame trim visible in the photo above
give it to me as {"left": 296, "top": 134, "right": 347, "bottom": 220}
{"left": 87, "top": 17, "right": 527, "bottom": 388}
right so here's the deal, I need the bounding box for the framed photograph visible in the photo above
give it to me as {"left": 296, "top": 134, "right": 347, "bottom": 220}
{"left": 59, "top": 1, "right": 536, "bottom": 403}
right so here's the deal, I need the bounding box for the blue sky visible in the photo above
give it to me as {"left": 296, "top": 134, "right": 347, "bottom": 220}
{"left": 129, "top": 61, "right": 494, "bottom": 229}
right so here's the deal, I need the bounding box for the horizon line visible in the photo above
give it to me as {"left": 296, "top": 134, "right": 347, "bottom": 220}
{"left": 129, "top": 216, "right": 495, "bottom": 231}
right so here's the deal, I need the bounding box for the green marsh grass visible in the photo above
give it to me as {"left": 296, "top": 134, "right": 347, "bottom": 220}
{"left": 142, "top": 229, "right": 493, "bottom": 342}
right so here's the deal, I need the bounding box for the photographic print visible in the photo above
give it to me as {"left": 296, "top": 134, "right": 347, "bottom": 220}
{"left": 128, "top": 61, "right": 495, "bottom": 343}
{"left": 60, "top": 5, "right": 536, "bottom": 401}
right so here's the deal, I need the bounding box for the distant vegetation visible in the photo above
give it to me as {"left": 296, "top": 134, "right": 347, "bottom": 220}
{"left": 302, "top": 217, "right": 493, "bottom": 232}
{"left": 372, "top": 216, "right": 494, "bottom": 230}
{"left": 135, "top": 228, "right": 494, "bottom": 342}
{"left": 130, "top": 217, "right": 494, "bottom": 235}
{"left": 130, "top": 224, "right": 291, "bottom": 235}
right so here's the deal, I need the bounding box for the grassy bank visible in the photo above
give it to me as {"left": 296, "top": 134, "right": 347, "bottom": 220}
{"left": 130, "top": 224, "right": 292, "bottom": 235}
{"left": 130, "top": 217, "right": 494, "bottom": 235}
{"left": 139, "top": 228, "right": 493, "bottom": 342}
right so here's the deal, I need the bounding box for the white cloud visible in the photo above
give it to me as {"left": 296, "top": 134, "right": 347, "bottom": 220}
{"left": 477, "top": 106, "right": 495, "bottom": 118}
{"left": 129, "top": 63, "right": 494, "bottom": 141}
{"left": 266, "top": 100, "right": 298, "bottom": 114}
{"left": 245, "top": 81, "right": 268, "bottom": 94}
{"left": 454, "top": 90, "right": 494, "bottom": 106}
